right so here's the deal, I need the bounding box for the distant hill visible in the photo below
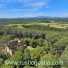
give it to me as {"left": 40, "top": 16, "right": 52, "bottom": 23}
{"left": 0, "top": 17, "right": 68, "bottom": 24}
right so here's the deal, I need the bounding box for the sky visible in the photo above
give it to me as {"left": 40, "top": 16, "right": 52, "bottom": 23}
{"left": 0, "top": 0, "right": 68, "bottom": 18}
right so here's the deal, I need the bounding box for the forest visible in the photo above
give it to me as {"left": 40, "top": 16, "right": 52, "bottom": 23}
{"left": 0, "top": 18, "right": 68, "bottom": 68}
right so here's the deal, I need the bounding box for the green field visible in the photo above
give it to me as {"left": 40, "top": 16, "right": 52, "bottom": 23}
{"left": 3, "top": 22, "right": 68, "bottom": 29}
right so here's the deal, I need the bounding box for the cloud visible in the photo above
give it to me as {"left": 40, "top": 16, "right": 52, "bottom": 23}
{"left": 20, "top": 12, "right": 48, "bottom": 17}
{"left": 65, "top": 13, "right": 68, "bottom": 16}
{"left": 27, "top": 2, "right": 46, "bottom": 9}
{"left": 0, "top": 0, "right": 50, "bottom": 11}
{"left": 21, "top": 0, "right": 49, "bottom": 9}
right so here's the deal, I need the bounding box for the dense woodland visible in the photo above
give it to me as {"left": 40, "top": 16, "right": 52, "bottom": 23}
{"left": 0, "top": 18, "right": 68, "bottom": 68}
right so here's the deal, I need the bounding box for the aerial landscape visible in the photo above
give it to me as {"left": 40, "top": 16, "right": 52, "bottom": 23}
{"left": 0, "top": 0, "right": 68, "bottom": 68}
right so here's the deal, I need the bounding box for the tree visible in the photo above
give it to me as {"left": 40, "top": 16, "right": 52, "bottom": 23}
{"left": 22, "top": 49, "right": 30, "bottom": 61}
{"left": 22, "top": 38, "right": 32, "bottom": 46}
{"left": 40, "top": 53, "right": 55, "bottom": 68}
{"left": 30, "top": 46, "right": 43, "bottom": 61}
{"left": 38, "top": 38, "right": 44, "bottom": 46}
{"left": 59, "top": 45, "right": 68, "bottom": 67}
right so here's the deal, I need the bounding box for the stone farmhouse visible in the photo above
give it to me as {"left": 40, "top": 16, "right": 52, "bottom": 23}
{"left": 5, "top": 39, "right": 21, "bottom": 56}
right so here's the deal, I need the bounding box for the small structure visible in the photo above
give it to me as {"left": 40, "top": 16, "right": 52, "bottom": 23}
{"left": 23, "top": 44, "right": 27, "bottom": 47}
{"left": 64, "top": 26, "right": 68, "bottom": 29}
{"left": 5, "top": 47, "right": 12, "bottom": 56}
{"left": 5, "top": 39, "right": 21, "bottom": 56}
{"left": 8, "top": 39, "right": 21, "bottom": 50}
